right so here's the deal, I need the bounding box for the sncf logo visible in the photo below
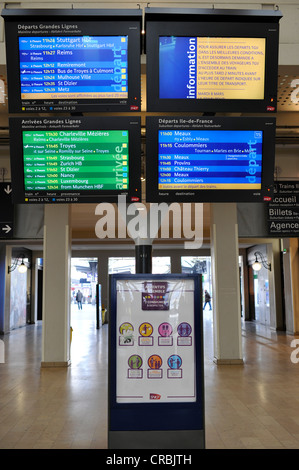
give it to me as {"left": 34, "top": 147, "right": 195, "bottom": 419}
{"left": 150, "top": 393, "right": 161, "bottom": 400}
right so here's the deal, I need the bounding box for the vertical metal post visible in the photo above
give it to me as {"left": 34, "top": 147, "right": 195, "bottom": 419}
{"left": 135, "top": 244, "right": 152, "bottom": 274}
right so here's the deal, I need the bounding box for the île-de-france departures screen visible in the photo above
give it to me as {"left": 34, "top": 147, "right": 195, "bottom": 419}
{"left": 157, "top": 128, "right": 263, "bottom": 191}
{"left": 146, "top": 116, "right": 276, "bottom": 203}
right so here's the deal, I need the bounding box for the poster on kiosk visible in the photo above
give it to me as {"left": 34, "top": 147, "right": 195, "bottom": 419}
{"left": 108, "top": 273, "right": 205, "bottom": 449}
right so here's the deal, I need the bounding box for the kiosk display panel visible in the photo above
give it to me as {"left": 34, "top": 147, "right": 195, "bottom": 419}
{"left": 108, "top": 273, "right": 204, "bottom": 449}
{"left": 145, "top": 8, "right": 282, "bottom": 113}
{"left": 9, "top": 116, "right": 141, "bottom": 204}
{"left": 146, "top": 116, "right": 276, "bottom": 203}
{"left": 2, "top": 9, "right": 142, "bottom": 113}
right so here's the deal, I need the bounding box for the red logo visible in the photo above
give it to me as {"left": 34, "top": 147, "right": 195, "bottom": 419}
{"left": 130, "top": 105, "right": 139, "bottom": 111}
{"left": 150, "top": 393, "right": 161, "bottom": 400}
{"left": 263, "top": 196, "right": 272, "bottom": 201}
{"left": 267, "top": 106, "right": 275, "bottom": 112}
{"left": 131, "top": 197, "right": 140, "bottom": 202}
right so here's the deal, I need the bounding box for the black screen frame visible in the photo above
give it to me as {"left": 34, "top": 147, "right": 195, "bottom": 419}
{"left": 145, "top": 8, "right": 282, "bottom": 113}
{"left": 9, "top": 116, "right": 141, "bottom": 204}
{"left": 2, "top": 8, "right": 142, "bottom": 113}
{"left": 146, "top": 116, "right": 276, "bottom": 203}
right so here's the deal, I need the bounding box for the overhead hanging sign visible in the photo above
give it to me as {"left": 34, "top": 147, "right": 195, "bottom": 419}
{"left": 0, "top": 182, "right": 13, "bottom": 238}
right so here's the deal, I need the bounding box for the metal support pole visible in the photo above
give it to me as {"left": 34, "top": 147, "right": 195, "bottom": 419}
{"left": 135, "top": 244, "right": 152, "bottom": 274}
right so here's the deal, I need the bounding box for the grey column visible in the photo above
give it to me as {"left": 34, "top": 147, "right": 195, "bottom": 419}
{"left": 41, "top": 205, "right": 71, "bottom": 367}
{"left": 210, "top": 203, "right": 243, "bottom": 364}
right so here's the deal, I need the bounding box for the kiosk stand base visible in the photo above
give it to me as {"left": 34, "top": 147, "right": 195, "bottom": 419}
{"left": 109, "top": 430, "right": 205, "bottom": 449}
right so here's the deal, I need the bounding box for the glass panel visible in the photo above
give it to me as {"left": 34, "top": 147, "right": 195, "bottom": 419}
{"left": 181, "top": 256, "right": 212, "bottom": 310}
{"left": 108, "top": 257, "right": 136, "bottom": 274}
{"left": 108, "top": 257, "right": 171, "bottom": 275}
{"left": 152, "top": 257, "right": 171, "bottom": 274}
{"left": 71, "top": 257, "right": 98, "bottom": 306}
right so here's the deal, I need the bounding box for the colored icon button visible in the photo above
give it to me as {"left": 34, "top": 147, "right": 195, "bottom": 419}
{"left": 167, "top": 355, "right": 182, "bottom": 369}
{"left": 119, "top": 322, "right": 133, "bottom": 334}
{"left": 177, "top": 322, "right": 192, "bottom": 337}
{"left": 158, "top": 322, "right": 173, "bottom": 337}
{"left": 139, "top": 322, "right": 153, "bottom": 337}
{"left": 128, "top": 355, "right": 143, "bottom": 369}
{"left": 148, "top": 355, "right": 162, "bottom": 369}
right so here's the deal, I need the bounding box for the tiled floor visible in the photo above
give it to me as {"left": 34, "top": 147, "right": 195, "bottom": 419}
{"left": 1, "top": 305, "right": 299, "bottom": 449}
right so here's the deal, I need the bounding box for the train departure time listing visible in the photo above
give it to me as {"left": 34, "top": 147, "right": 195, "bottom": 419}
{"left": 158, "top": 129, "right": 263, "bottom": 190}
{"left": 19, "top": 36, "right": 128, "bottom": 100}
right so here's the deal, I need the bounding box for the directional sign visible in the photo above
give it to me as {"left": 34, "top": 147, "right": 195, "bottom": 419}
{"left": 0, "top": 182, "right": 13, "bottom": 238}
{"left": 267, "top": 181, "right": 299, "bottom": 237}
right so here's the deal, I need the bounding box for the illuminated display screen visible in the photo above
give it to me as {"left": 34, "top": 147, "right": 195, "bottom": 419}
{"left": 158, "top": 129, "right": 263, "bottom": 190}
{"left": 9, "top": 116, "right": 141, "bottom": 204}
{"left": 145, "top": 8, "right": 282, "bottom": 113}
{"left": 19, "top": 36, "right": 128, "bottom": 101}
{"left": 159, "top": 37, "right": 265, "bottom": 100}
{"left": 146, "top": 116, "right": 276, "bottom": 203}
{"left": 2, "top": 9, "right": 142, "bottom": 113}
{"left": 23, "top": 130, "right": 129, "bottom": 192}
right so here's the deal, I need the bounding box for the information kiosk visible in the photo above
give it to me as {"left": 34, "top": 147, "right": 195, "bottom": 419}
{"left": 108, "top": 273, "right": 205, "bottom": 449}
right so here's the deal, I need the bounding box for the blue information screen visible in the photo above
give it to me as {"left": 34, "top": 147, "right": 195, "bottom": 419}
{"left": 158, "top": 130, "right": 263, "bottom": 190}
{"left": 159, "top": 36, "right": 266, "bottom": 101}
{"left": 19, "top": 36, "right": 128, "bottom": 100}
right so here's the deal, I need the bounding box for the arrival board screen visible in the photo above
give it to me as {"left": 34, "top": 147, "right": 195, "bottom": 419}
{"left": 19, "top": 36, "right": 128, "bottom": 101}
{"left": 159, "top": 36, "right": 266, "bottom": 100}
{"left": 23, "top": 130, "right": 129, "bottom": 192}
{"left": 158, "top": 129, "right": 263, "bottom": 190}
{"left": 9, "top": 116, "right": 141, "bottom": 204}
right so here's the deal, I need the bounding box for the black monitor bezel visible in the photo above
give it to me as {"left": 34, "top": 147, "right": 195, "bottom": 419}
{"left": 146, "top": 116, "right": 276, "bottom": 203}
{"left": 2, "top": 9, "right": 142, "bottom": 113}
{"left": 9, "top": 116, "right": 141, "bottom": 204}
{"left": 145, "top": 8, "right": 282, "bottom": 113}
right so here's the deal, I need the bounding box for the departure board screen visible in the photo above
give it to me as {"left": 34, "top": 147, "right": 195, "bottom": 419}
{"left": 159, "top": 37, "right": 266, "bottom": 100}
{"left": 2, "top": 9, "right": 142, "bottom": 113}
{"left": 158, "top": 129, "right": 263, "bottom": 190}
{"left": 9, "top": 116, "right": 141, "bottom": 204}
{"left": 146, "top": 116, "right": 276, "bottom": 203}
{"left": 19, "top": 36, "right": 128, "bottom": 101}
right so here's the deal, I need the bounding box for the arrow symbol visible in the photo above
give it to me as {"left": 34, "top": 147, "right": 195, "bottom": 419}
{"left": 2, "top": 225, "right": 11, "bottom": 234}
{"left": 4, "top": 185, "right": 12, "bottom": 194}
